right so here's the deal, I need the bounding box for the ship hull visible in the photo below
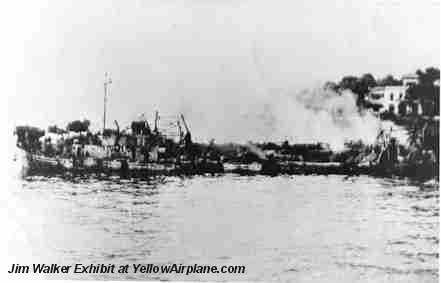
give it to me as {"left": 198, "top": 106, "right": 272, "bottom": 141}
{"left": 23, "top": 153, "right": 436, "bottom": 181}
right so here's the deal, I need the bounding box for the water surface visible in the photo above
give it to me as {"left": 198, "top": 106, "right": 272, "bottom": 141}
{"left": 4, "top": 174, "right": 439, "bottom": 282}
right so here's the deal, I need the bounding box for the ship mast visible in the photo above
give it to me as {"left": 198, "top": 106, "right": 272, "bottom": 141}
{"left": 103, "top": 72, "right": 112, "bottom": 132}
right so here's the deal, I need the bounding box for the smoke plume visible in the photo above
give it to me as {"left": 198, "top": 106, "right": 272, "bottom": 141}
{"left": 174, "top": 87, "right": 381, "bottom": 151}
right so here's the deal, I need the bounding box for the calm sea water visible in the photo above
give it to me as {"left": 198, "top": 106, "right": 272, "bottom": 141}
{"left": 4, "top": 174, "right": 439, "bottom": 282}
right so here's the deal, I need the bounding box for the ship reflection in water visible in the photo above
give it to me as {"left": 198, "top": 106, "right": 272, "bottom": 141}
{"left": 5, "top": 175, "right": 439, "bottom": 282}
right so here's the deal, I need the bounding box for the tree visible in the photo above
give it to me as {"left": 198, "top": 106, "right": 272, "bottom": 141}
{"left": 66, "top": 119, "right": 91, "bottom": 133}
{"left": 14, "top": 125, "right": 45, "bottom": 152}
{"left": 48, "top": 125, "right": 66, "bottom": 134}
{"left": 337, "top": 74, "right": 377, "bottom": 107}
{"left": 407, "top": 84, "right": 439, "bottom": 116}
{"left": 359, "top": 73, "right": 376, "bottom": 89}
{"left": 416, "top": 67, "right": 440, "bottom": 86}
{"left": 354, "top": 73, "right": 377, "bottom": 106}
{"left": 15, "top": 125, "right": 45, "bottom": 140}
{"left": 339, "top": 76, "right": 358, "bottom": 92}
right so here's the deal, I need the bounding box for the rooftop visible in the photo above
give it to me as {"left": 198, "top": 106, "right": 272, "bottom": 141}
{"left": 401, "top": 73, "right": 418, "bottom": 79}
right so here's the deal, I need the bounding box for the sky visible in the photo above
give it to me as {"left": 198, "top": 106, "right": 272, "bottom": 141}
{"left": 5, "top": 0, "right": 440, "bottom": 142}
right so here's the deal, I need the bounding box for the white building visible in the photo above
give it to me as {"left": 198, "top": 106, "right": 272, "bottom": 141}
{"left": 366, "top": 85, "right": 407, "bottom": 114}
{"left": 365, "top": 73, "right": 422, "bottom": 115}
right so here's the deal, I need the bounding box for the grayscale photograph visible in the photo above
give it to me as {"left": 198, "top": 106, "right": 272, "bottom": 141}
{"left": 4, "top": 0, "right": 440, "bottom": 282}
